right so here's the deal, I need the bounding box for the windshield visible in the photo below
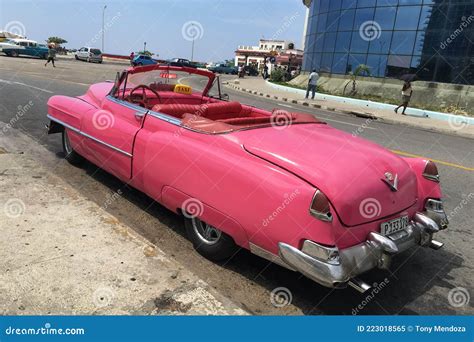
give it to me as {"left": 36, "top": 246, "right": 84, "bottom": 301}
{"left": 91, "top": 49, "right": 101, "bottom": 55}
{"left": 126, "top": 70, "right": 212, "bottom": 95}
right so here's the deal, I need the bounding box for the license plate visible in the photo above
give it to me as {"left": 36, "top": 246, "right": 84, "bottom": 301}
{"left": 381, "top": 216, "right": 409, "bottom": 236}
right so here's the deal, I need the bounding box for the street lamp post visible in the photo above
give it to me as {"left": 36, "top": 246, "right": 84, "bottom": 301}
{"left": 144, "top": 42, "right": 147, "bottom": 53}
{"left": 102, "top": 5, "right": 107, "bottom": 52}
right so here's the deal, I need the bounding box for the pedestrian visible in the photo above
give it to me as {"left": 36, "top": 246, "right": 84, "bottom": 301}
{"left": 305, "top": 69, "right": 319, "bottom": 100}
{"left": 238, "top": 64, "right": 244, "bottom": 78}
{"left": 263, "top": 64, "right": 268, "bottom": 80}
{"left": 394, "top": 81, "right": 413, "bottom": 115}
{"left": 129, "top": 51, "right": 135, "bottom": 66}
{"left": 44, "top": 43, "right": 56, "bottom": 68}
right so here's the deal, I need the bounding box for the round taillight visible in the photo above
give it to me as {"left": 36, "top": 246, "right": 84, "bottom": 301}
{"left": 423, "top": 160, "right": 440, "bottom": 182}
{"left": 310, "top": 190, "right": 333, "bottom": 222}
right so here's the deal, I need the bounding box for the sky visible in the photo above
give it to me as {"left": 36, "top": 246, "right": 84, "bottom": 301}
{"left": 0, "top": 0, "right": 306, "bottom": 62}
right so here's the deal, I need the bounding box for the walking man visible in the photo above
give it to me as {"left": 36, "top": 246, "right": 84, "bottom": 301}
{"left": 44, "top": 43, "right": 56, "bottom": 68}
{"left": 305, "top": 69, "right": 319, "bottom": 100}
{"left": 394, "top": 81, "right": 413, "bottom": 115}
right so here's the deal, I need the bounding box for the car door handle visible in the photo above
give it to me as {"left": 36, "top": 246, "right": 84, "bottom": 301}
{"left": 135, "top": 111, "right": 146, "bottom": 120}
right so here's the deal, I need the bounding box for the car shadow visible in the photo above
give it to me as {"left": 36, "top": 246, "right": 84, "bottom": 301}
{"left": 53, "top": 155, "right": 467, "bottom": 315}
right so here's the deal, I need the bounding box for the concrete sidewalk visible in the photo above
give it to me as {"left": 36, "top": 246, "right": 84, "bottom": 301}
{"left": 226, "top": 77, "right": 474, "bottom": 139}
{"left": 0, "top": 128, "right": 246, "bottom": 315}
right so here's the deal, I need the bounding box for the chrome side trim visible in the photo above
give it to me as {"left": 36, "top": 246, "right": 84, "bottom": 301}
{"left": 106, "top": 95, "right": 148, "bottom": 114}
{"left": 106, "top": 95, "right": 182, "bottom": 126}
{"left": 249, "top": 243, "right": 295, "bottom": 271}
{"left": 47, "top": 114, "right": 132, "bottom": 158}
{"left": 147, "top": 110, "right": 182, "bottom": 125}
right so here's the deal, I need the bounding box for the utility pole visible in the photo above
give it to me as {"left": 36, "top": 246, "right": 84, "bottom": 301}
{"left": 144, "top": 42, "right": 147, "bottom": 53}
{"left": 102, "top": 5, "right": 107, "bottom": 52}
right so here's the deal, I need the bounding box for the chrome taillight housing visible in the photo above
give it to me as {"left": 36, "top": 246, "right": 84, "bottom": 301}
{"left": 423, "top": 160, "right": 440, "bottom": 182}
{"left": 309, "top": 190, "right": 333, "bottom": 222}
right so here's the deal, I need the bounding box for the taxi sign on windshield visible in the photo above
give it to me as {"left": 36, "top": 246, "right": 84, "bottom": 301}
{"left": 174, "top": 84, "right": 192, "bottom": 95}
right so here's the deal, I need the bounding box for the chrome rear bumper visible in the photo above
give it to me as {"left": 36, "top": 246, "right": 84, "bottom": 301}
{"left": 279, "top": 212, "right": 446, "bottom": 292}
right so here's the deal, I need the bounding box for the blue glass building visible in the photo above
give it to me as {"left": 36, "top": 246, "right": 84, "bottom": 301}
{"left": 302, "top": 0, "right": 474, "bottom": 84}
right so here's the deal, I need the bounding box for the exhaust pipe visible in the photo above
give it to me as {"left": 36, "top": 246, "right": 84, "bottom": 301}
{"left": 348, "top": 277, "right": 371, "bottom": 293}
{"left": 429, "top": 240, "right": 444, "bottom": 250}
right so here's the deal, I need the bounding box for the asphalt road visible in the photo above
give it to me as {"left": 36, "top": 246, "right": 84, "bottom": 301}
{"left": 0, "top": 56, "right": 472, "bottom": 315}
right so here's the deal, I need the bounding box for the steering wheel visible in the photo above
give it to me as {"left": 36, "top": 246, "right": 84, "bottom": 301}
{"left": 127, "top": 84, "right": 161, "bottom": 108}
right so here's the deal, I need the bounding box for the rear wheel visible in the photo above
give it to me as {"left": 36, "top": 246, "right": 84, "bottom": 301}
{"left": 185, "top": 216, "right": 238, "bottom": 261}
{"left": 11, "top": 50, "right": 19, "bottom": 57}
{"left": 75, "top": 55, "right": 79, "bottom": 60}
{"left": 62, "top": 130, "right": 83, "bottom": 165}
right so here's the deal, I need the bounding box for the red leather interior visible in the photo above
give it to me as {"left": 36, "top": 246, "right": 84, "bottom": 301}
{"left": 218, "top": 117, "right": 273, "bottom": 125}
{"left": 152, "top": 101, "right": 243, "bottom": 120}
{"left": 152, "top": 100, "right": 325, "bottom": 133}
{"left": 152, "top": 104, "right": 203, "bottom": 117}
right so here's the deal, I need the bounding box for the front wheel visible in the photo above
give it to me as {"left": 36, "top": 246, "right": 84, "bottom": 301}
{"left": 62, "top": 130, "right": 83, "bottom": 165}
{"left": 185, "top": 216, "right": 238, "bottom": 261}
{"left": 10, "top": 50, "right": 19, "bottom": 57}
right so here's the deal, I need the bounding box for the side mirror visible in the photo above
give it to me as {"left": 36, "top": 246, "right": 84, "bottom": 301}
{"left": 221, "top": 93, "right": 230, "bottom": 101}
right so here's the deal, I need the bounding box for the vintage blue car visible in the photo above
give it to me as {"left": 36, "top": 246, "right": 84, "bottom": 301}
{"left": 132, "top": 54, "right": 157, "bottom": 66}
{"left": 2, "top": 39, "right": 49, "bottom": 59}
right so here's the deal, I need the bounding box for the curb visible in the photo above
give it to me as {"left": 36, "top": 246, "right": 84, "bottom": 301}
{"left": 225, "top": 83, "right": 473, "bottom": 139}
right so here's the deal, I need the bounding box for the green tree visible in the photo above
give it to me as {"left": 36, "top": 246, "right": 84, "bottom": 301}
{"left": 137, "top": 50, "right": 153, "bottom": 56}
{"left": 343, "top": 64, "right": 371, "bottom": 96}
{"left": 46, "top": 37, "right": 68, "bottom": 45}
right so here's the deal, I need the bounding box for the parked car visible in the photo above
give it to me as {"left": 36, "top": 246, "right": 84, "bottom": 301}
{"left": 207, "top": 63, "right": 237, "bottom": 74}
{"left": 75, "top": 47, "right": 103, "bottom": 63}
{"left": 46, "top": 64, "right": 449, "bottom": 293}
{"left": 243, "top": 65, "right": 259, "bottom": 76}
{"left": 169, "top": 58, "right": 197, "bottom": 68}
{"left": 1, "top": 39, "right": 49, "bottom": 59}
{"left": 132, "top": 54, "right": 157, "bottom": 66}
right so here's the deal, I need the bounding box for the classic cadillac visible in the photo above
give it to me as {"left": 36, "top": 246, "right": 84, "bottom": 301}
{"left": 46, "top": 65, "right": 449, "bottom": 292}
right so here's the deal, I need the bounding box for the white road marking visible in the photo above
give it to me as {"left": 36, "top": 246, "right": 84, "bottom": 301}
{"left": 13, "top": 81, "right": 53, "bottom": 93}
{"left": 0, "top": 78, "right": 53, "bottom": 93}
{"left": 278, "top": 103, "right": 293, "bottom": 108}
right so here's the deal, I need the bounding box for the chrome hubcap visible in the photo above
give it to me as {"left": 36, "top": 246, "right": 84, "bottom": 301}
{"left": 64, "top": 131, "right": 73, "bottom": 155}
{"left": 192, "top": 218, "right": 222, "bottom": 245}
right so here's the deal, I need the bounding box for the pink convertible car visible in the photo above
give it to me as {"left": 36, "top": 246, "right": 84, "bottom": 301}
{"left": 47, "top": 65, "right": 448, "bottom": 292}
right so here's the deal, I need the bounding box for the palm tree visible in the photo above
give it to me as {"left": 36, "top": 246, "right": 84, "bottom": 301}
{"left": 343, "top": 64, "right": 371, "bottom": 96}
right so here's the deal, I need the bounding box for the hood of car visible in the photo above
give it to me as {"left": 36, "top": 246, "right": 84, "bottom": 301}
{"left": 237, "top": 124, "right": 418, "bottom": 226}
